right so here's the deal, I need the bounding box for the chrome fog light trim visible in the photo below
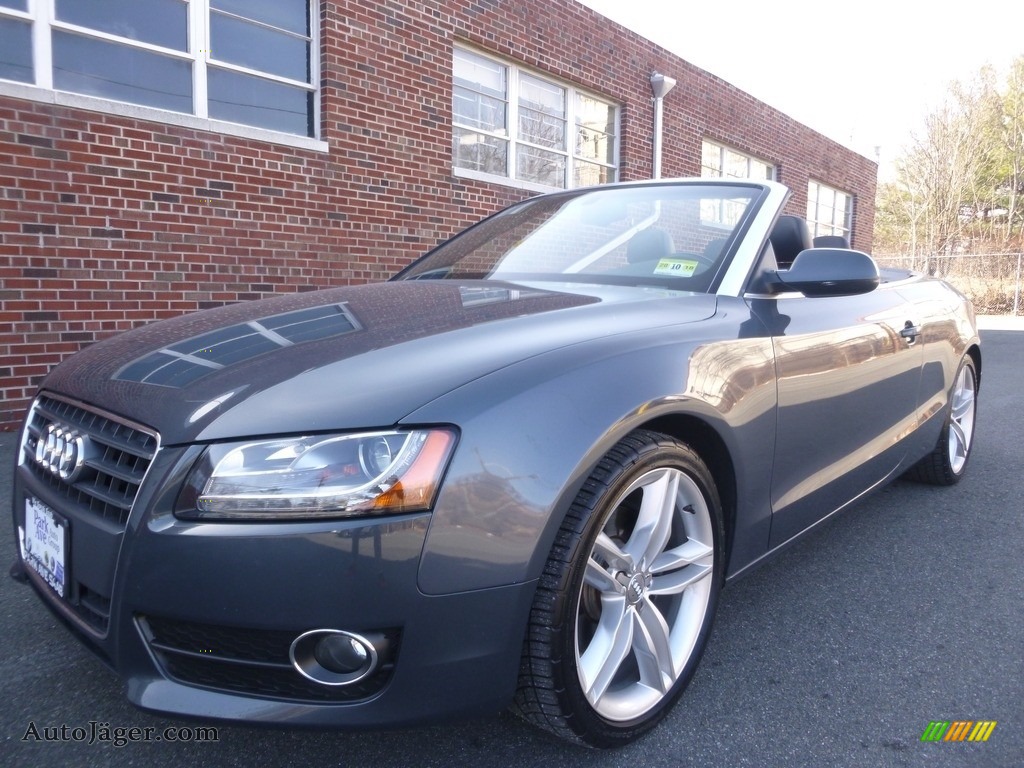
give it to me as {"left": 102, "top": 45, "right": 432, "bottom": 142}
{"left": 289, "top": 629, "right": 381, "bottom": 687}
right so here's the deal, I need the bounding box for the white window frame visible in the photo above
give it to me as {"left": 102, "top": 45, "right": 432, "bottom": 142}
{"left": 807, "top": 180, "right": 854, "bottom": 243}
{"left": 0, "top": 0, "right": 325, "bottom": 151}
{"left": 452, "top": 45, "right": 619, "bottom": 192}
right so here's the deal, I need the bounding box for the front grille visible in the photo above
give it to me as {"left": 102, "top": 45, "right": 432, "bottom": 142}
{"left": 20, "top": 393, "right": 159, "bottom": 633}
{"left": 22, "top": 394, "right": 159, "bottom": 528}
{"left": 138, "top": 616, "right": 399, "bottom": 703}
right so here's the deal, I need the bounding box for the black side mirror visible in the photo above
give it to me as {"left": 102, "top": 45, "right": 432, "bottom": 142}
{"left": 765, "top": 248, "right": 879, "bottom": 297}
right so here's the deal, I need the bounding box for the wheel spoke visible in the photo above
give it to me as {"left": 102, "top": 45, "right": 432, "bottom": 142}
{"left": 625, "top": 469, "right": 679, "bottom": 566}
{"left": 578, "top": 596, "right": 633, "bottom": 704}
{"left": 632, "top": 599, "right": 676, "bottom": 693}
{"left": 649, "top": 562, "right": 712, "bottom": 596}
{"left": 949, "top": 419, "right": 968, "bottom": 460}
{"left": 593, "top": 531, "right": 633, "bottom": 572}
{"left": 650, "top": 538, "right": 713, "bottom": 574}
{"left": 952, "top": 390, "right": 974, "bottom": 422}
{"left": 584, "top": 553, "right": 623, "bottom": 594}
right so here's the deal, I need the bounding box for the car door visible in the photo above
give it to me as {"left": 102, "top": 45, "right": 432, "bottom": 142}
{"left": 748, "top": 285, "right": 924, "bottom": 548}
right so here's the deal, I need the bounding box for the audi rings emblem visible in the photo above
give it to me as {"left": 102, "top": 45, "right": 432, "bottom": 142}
{"left": 34, "top": 423, "right": 89, "bottom": 482}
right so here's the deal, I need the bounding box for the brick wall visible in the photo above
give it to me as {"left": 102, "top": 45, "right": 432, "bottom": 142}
{"left": 0, "top": 0, "right": 876, "bottom": 429}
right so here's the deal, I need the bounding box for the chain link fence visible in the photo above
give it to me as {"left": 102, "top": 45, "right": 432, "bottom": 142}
{"left": 875, "top": 252, "right": 1023, "bottom": 316}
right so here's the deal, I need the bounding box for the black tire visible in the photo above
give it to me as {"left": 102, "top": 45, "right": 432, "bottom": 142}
{"left": 905, "top": 354, "right": 978, "bottom": 485}
{"left": 513, "top": 430, "right": 724, "bottom": 747}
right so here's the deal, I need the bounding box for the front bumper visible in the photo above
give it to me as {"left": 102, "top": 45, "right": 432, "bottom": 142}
{"left": 11, "top": 395, "right": 536, "bottom": 728}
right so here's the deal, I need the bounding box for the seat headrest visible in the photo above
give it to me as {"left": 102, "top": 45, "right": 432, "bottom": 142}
{"left": 769, "top": 215, "right": 812, "bottom": 268}
{"left": 813, "top": 234, "right": 850, "bottom": 249}
{"left": 626, "top": 228, "right": 674, "bottom": 263}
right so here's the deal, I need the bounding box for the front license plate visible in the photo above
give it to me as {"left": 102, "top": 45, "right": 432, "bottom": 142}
{"left": 24, "top": 497, "right": 68, "bottom": 598}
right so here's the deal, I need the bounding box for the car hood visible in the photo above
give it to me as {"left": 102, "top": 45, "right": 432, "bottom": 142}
{"left": 39, "top": 280, "right": 717, "bottom": 443}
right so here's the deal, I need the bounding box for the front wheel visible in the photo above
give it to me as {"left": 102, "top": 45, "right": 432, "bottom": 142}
{"left": 514, "top": 430, "right": 723, "bottom": 747}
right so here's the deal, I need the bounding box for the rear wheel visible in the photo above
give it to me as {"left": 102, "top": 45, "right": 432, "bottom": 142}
{"left": 906, "top": 354, "right": 978, "bottom": 485}
{"left": 514, "top": 430, "right": 723, "bottom": 747}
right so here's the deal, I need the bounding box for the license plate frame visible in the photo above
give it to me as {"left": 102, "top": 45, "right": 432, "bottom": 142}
{"left": 23, "top": 497, "right": 69, "bottom": 599}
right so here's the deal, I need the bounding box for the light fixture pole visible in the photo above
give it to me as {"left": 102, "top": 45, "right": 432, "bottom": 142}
{"left": 650, "top": 72, "right": 676, "bottom": 179}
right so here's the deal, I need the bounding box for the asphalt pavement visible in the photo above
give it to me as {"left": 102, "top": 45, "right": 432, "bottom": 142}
{"left": 1, "top": 329, "right": 1021, "bottom": 768}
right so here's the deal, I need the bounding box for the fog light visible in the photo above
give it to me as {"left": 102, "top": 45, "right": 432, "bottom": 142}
{"left": 315, "top": 634, "right": 368, "bottom": 673}
{"left": 290, "top": 629, "right": 380, "bottom": 686}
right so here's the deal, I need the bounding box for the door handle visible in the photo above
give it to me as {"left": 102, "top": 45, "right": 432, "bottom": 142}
{"left": 900, "top": 321, "right": 921, "bottom": 344}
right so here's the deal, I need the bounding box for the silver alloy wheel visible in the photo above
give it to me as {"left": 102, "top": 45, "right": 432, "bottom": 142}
{"left": 948, "top": 362, "right": 977, "bottom": 474}
{"left": 574, "top": 466, "right": 715, "bottom": 722}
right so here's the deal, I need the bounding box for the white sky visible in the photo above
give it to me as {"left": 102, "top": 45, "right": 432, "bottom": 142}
{"left": 577, "top": 0, "right": 1024, "bottom": 177}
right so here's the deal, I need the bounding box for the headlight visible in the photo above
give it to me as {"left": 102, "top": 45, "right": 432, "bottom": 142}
{"left": 176, "top": 428, "right": 456, "bottom": 520}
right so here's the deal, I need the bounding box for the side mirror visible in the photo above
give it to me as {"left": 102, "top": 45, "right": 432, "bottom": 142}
{"left": 765, "top": 248, "right": 879, "bottom": 297}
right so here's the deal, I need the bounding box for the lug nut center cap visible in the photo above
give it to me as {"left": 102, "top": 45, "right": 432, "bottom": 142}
{"left": 626, "top": 573, "right": 647, "bottom": 605}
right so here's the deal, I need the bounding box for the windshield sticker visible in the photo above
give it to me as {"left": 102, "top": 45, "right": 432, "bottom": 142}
{"left": 653, "top": 259, "right": 698, "bottom": 277}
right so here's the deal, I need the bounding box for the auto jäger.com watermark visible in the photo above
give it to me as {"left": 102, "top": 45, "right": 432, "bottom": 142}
{"left": 22, "top": 721, "right": 219, "bottom": 748}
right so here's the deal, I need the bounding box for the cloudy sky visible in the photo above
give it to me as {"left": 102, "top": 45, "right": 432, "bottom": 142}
{"left": 578, "top": 0, "right": 1024, "bottom": 175}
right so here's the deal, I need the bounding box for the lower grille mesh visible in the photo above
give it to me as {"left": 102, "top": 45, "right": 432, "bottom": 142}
{"left": 138, "top": 615, "right": 399, "bottom": 703}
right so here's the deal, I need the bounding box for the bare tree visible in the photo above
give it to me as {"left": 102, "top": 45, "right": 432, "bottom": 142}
{"left": 878, "top": 60, "right": 1024, "bottom": 264}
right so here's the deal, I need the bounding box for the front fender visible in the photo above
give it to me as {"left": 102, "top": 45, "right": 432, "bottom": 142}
{"left": 405, "top": 305, "right": 778, "bottom": 595}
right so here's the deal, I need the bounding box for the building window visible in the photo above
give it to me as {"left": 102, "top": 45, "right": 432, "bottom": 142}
{"left": 807, "top": 181, "right": 853, "bottom": 242}
{"left": 699, "top": 140, "right": 774, "bottom": 225}
{"left": 700, "top": 140, "right": 774, "bottom": 181}
{"left": 0, "top": 0, "right": 316, "bottom": 137}
{"left": 453, "top": 46, "right": 618, "bottom": 190}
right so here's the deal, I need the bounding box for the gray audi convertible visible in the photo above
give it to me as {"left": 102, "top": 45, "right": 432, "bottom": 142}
{"left": 11, "top": 179, "right": 979, "bottom": 747}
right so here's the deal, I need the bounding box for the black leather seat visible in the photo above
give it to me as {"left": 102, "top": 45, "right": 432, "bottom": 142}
{"left": 626, "top": 228, "right": 674, "bottom": 263}
{"left": 769, "top": 215, "right": 812, "bottom": 269}
{"left": 813, "top": 234, "right": 850, "bottom": 249}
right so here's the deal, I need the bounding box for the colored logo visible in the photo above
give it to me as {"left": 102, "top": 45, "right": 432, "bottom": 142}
{"left": 921, "top": 721, "right": 997, "bottom": 742}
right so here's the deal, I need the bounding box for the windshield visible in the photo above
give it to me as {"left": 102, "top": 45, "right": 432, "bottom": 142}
{"left": 395, "top": 183, "right": 765, "bottom": 291}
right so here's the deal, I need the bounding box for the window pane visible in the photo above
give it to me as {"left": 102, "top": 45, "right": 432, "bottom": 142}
{"left": 208, "top": 66, "right": 312, "bottom": 135}
{"left": 453, "top": 127, "right": 508, "bottom": 175}
{"left": 53, "top": 31, "right": 192, "bottom": 112}
{"left": 519, "top": 107, "right": 565, "bottom": 149}
{"left": 834, "top": 193, "right": 848, "bottom": 221}
{"left": 0, "top": 0, "right": 29, "bottom": 10}
{"left": 519, "top": 74, "right": 564, "bottom": 117}
{"left": 574, "top": 161, "right": 614, "bottom": 187}
{"left": 519, "top": 76, "right": 565, "bottom": 148}
{"left": 211, "top": 12, "right": 308, "bottom": 81}
{"left": 576, "top": 126, "right": 613, "bottom": 164}
{"left": 212, "top": 0, "right": 308, "bottom": 36}
{"left": 517, "top": 145, "right": 565, "bottom": 187}
{"left": 722, "top": 198, "right": 746, "bottom": 226}
{"left": 454, "top": 85, "right": 506, "bottom": 133}
{"left": 0, "top": 17, "right": 32, "bottom": 83}
{"left": 576, "top": 95, "right": 614, "bottom": 135}
{"left": 55, "top": 0, "right": 188, "bottom": 51}
{"left": 701, "top": 141, "right": 722, "bottom": 175}
{"left": 454, "top": 49, "right": 505, "bottom": 99}
{"left": 724, "top": 150, "right": 747, "bottom": 179}
{"left": 750, "top": 160, "right": 773, "bottom": 180}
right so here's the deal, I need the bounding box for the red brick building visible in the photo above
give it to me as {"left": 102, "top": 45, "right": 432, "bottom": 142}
{"left": 0, "top": 0, "right": 877, "bottom": 429}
